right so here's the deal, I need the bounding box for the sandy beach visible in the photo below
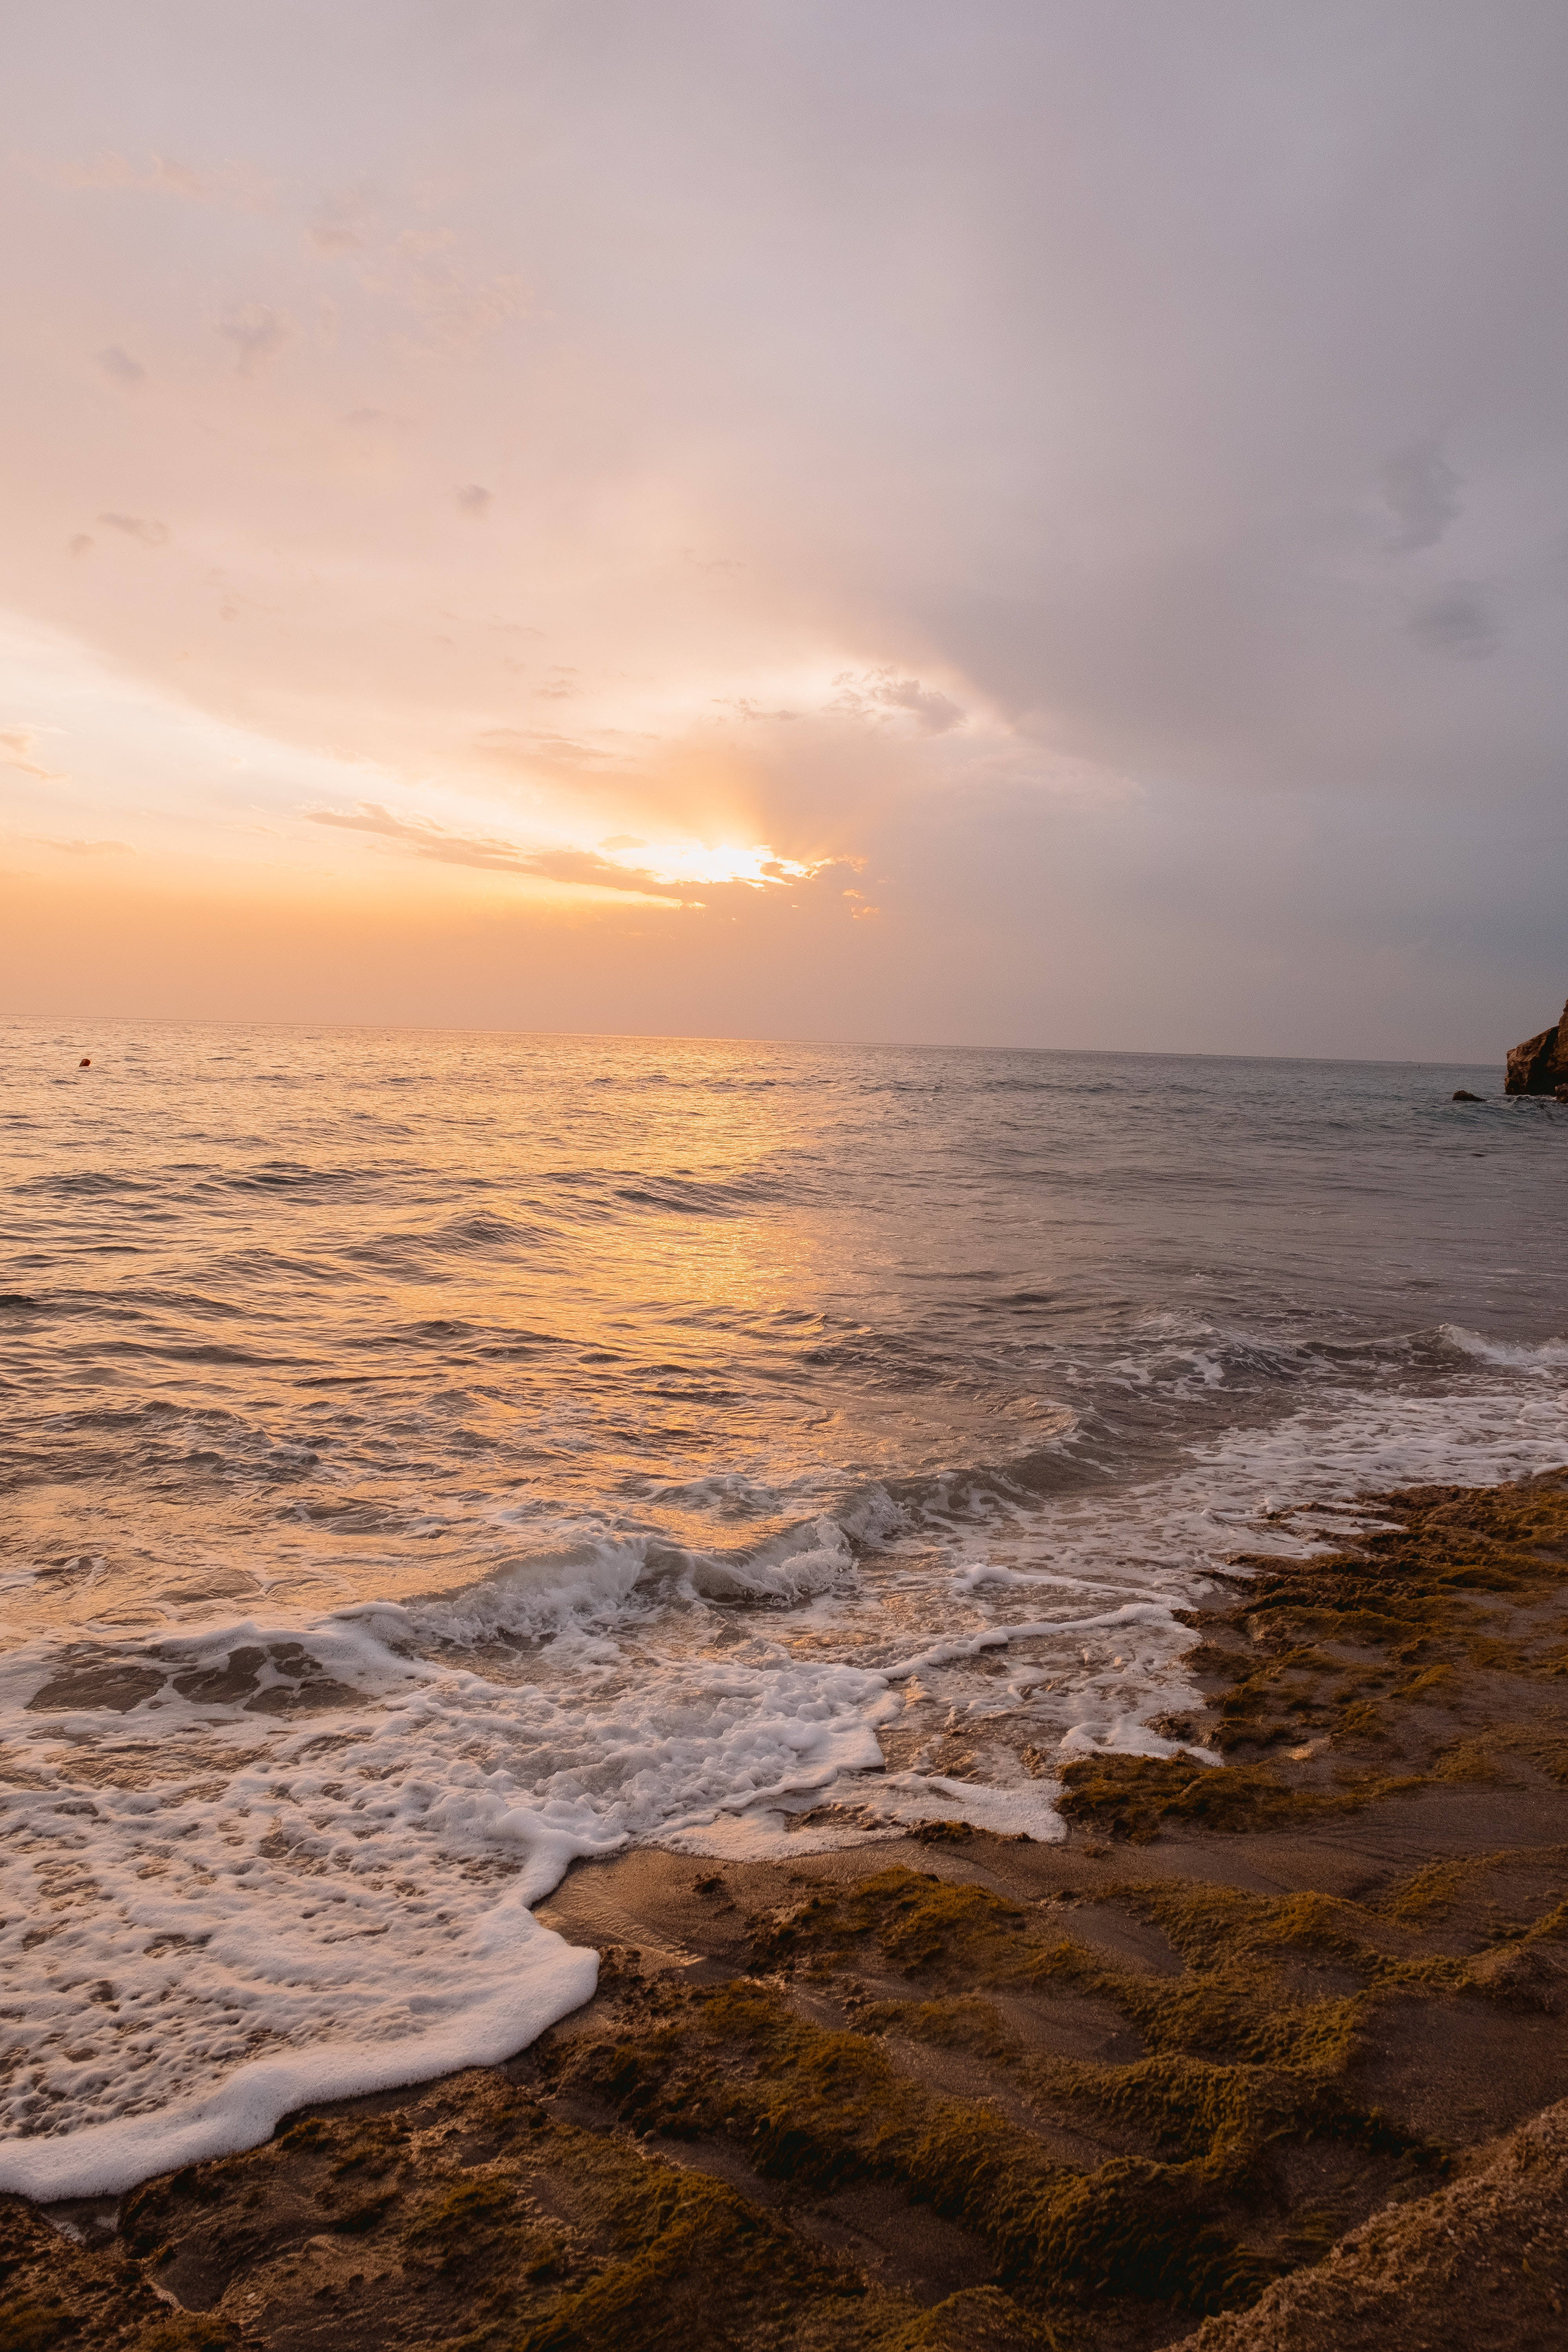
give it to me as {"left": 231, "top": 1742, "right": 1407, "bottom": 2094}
{"left": 5, "top": 1469, "right": 1567, "bottom": 2350}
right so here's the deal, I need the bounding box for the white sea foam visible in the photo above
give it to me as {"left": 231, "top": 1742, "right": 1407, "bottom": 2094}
{"left": 0, "top": 1617, "right": 895, "bottom": 2197}
{"left": 660, "top": 1771, "right": 1069, "bottom": 1858}
{"left": 885, "top": 1600, "right": 1182, "bottom": 1680}
{"left": 1441, "top": 1323, "right": 1568, "bottom": 1370}
{"left": 1, "top": 1895, "right": 596, "bottom": 2203}
{"left": 949, "top": 1564, "right": 1113, "bottom": 1594}
{"left": 3, "top": 1360, "right": 1566, "bottom": 2198}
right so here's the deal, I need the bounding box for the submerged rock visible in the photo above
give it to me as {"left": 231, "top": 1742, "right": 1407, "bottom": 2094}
{"left": 1504, "top": 997, "right": 1568, "bottom": 1093}
{"left": 1452, "top": 1089, "right": 1483, "bottom": 1102}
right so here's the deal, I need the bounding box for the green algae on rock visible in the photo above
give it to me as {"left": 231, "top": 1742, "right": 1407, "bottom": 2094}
{"left": 1060, "top": 1473, "right": 1568, "bottom": 1844}
{"left": 4, "top": 1473, "right": 1567, "bottom": 2352}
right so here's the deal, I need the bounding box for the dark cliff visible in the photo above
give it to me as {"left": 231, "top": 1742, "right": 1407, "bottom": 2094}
{"left": 1504, "top": 997, "right": 1568, "bottom": 1094}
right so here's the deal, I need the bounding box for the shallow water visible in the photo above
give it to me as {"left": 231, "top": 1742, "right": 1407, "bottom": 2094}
{"left": 2, "top": 1020, "right": 1565, "bottom": 2193}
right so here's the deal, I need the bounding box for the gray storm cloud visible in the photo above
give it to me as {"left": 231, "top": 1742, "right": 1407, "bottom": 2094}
{"left": 97, "top": 343, "right": 145, "bottom": 387}
{"left": 216, "top": 305, "right": 289, "bottom": 375}
{"left": 1410, "top": 583, "right": 1499, "bottom": 662}
{"left": 1381, "top": 443, "right": 1463, "bottom": 555}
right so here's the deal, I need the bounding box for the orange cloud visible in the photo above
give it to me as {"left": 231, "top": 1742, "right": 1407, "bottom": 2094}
{"left": 0, "top": 730, "right": 65, "bottom": 781}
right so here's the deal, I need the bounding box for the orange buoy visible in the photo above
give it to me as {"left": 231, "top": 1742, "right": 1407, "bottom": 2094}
{"left": 78, "top": 1057, "right": 91, "bottom": 1068}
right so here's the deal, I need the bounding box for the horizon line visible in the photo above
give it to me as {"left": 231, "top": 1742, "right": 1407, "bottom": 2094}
{"left": 0, "top": 1009, "right": 1501, "bottom": 1071}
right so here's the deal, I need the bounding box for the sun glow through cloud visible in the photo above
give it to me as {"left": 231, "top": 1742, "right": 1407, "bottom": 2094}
{"left": 0, "top": 609, "right": 955, "bottom": 917}
{"left": 2, "top": 5, "right": 1564, "bottom": 1052}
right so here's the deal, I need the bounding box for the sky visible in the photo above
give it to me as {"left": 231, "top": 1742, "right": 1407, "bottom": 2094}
{"left": 2, "top": 0, "right": 1566, "bottom": 1057}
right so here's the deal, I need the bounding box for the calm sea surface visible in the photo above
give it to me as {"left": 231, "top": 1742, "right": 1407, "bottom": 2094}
{"left": 3, "top": 1021, "right": 1565, "bottom": 2196}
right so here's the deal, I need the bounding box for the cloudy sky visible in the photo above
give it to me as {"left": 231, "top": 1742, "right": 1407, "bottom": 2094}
{"left": 3, "top": 1, "right": 1565, "bottom": 1055}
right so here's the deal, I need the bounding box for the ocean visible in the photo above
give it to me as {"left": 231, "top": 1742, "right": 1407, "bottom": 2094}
{"left": 3, "top": 1020, "right": 1565, "bottom": 2200}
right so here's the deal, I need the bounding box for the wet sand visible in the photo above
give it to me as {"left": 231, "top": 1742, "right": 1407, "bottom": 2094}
{"left": 4, "top": 1472, "right": 1568, "bottom": 2350}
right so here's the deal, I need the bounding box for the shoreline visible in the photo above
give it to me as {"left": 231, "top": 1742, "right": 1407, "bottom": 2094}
{"left": 5, "top": 1469, "right": 1568, "bottom": 2348}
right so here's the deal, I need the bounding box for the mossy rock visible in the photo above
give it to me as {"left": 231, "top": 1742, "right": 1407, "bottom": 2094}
{"left": 0, "top": 2307, "right": 72, "bottom": 2352}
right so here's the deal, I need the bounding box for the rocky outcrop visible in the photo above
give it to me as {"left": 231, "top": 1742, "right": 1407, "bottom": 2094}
{"left": 1174, "top": 2096, "right": 1568, "bottom": 2352}
{"left": 1505, "top": 998, "right": 1568, "bottom": 1094}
